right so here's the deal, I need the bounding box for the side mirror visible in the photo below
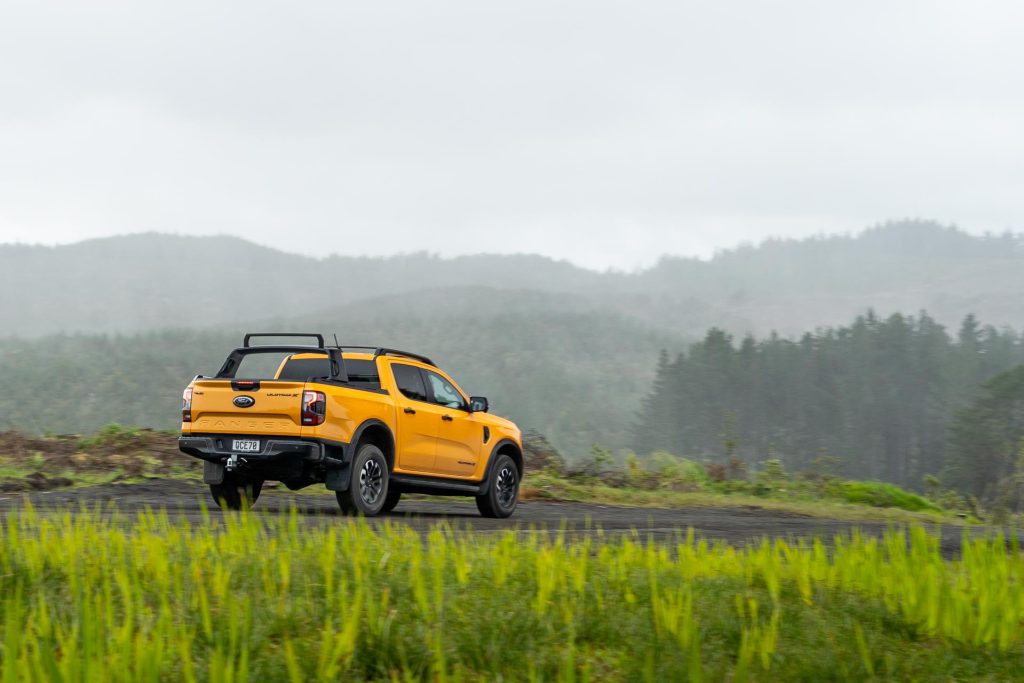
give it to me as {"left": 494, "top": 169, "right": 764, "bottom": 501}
{"left": 469, "top": 396, "right": 489, "bottom": 413}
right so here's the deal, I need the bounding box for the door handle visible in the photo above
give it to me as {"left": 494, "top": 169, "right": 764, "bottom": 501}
{"left": 442, "top": 414, "right": 454, "bottom": 422}
{"left": 404, "top": 407, "right": 416, "bottom": 415}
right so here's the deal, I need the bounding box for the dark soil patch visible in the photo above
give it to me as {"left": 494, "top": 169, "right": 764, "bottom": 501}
{"left": 0, "top": 428, "right": 198, "bottom": 479}
{"left": 2, "top": 480, "right": 1018, "bottom": 559}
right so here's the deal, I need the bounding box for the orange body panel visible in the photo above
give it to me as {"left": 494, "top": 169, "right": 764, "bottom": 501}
{"left": 183, "top": 352, "right": 521, "bottom": 484}
{"left": 189, "top": 379, "right": 305, "bottom": 436}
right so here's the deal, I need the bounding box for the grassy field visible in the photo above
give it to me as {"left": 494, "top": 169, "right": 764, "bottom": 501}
{"left": 1, "top": 506, "right": 1022, "bottom": 681}
{"left": 521, "top": 471, "right": 963, "bottom": 526}
{"left": 0, "top": 426, "right": 992, "bottom": 527}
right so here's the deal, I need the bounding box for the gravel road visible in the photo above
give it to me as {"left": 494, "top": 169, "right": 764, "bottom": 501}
{"left": 2, "top": 480, "right": 1011, "bottom": 557}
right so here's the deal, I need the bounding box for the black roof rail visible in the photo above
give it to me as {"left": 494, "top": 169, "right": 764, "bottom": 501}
{"left": 325, "top": 343, "right": 436, "bottom": 367}
{"left": 372, "top": 347, "right": 436, "bottom": 367}
{"left": 244, "top": 333, "right": 325, "bottom": 348}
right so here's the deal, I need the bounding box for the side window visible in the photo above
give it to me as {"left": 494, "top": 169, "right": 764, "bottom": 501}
{"left": 343, "top": 359, "right": 382, "bottom": 389}
{"left": 392, "top": 364, "right": 428, "bottom": 402}
{"left": 424, "top": 370, "right": 468, "bottom": 410}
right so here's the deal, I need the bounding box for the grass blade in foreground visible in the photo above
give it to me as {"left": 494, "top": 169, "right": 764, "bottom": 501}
{"left": 0, "top": 506, "right": 1021, "bottom": 681}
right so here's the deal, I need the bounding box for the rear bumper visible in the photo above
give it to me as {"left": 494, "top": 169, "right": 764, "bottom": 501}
{"left": 178, "top": 435, "right": 328, "bottom": 463}
{"left": 179, "top": 434, "right": 349, "bottom": 486}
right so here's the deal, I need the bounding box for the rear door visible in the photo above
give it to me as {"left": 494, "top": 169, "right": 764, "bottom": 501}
{"left": 390, "top": 363, "right": 439, "bottom": 472}
{"left": 189, "top": 378, "right": 305, "bottom": 436}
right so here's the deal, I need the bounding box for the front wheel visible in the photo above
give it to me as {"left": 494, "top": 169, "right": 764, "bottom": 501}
{"left": 336, "top": 444, "right": 389, "bottom": 516}
{"left": 476, "top": 454, "right": 519, "bottom": 518}
{"left": 209, "top": 477, "right": 263, "bottom": 511}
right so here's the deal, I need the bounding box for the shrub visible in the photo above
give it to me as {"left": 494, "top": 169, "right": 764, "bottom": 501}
{"left": 625, "top": 451, "right": 659, "bottom": 490}
{"left": 757, "top": 459, "right": 789, "bottom": 488}
{"left": 727, "top": 456, "right": 747, "bottom": 479}
{"left": 706, "top": 458, "right": 747, "bottom": 483}
{"left": 77, "top": 423, "right": 141, "bottom": 449}
{"left": 706, "top": 462, "right": 728, "bottom": 482}
{"left": 647, "top": 452, "right": 709, "bottom": 490}
{"left": 829, "top": 481, "right": 941, "bottom": 512}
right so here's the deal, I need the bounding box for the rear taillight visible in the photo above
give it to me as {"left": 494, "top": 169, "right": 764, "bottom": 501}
{"left": 302, "top": 390, "right": 326, "bottom": 426}
{"left": 182, "top": 387, "right": 193, "bottom": 423}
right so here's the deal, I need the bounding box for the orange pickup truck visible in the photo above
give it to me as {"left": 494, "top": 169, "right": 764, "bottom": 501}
{"left": 178, "top": 334, "right": 523, "bottom": 517}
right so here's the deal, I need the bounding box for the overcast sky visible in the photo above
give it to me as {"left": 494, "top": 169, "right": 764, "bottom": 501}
{"left": 1, "top": 1, "right": 1022, "bottom": 269}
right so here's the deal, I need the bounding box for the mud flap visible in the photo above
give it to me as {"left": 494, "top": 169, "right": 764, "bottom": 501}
{"left": 324, "top": 464, "right": 351, "bottom": 492}
{"left": 203, "top": 461, "right": 226, "bottom": 485}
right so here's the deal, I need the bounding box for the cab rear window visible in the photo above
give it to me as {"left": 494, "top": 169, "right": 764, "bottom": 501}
{"left": 277, "top": 358, "right": 380, "bottom": 388}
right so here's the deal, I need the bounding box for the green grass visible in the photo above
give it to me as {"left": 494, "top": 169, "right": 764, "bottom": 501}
{"left": 75, "top": 423, "right": 156, "bottom": 450}
{"left": 524, "top": 471, "right": 958, "bottom": 525}
{"left": 0, "top": 455, "right": 963, "bottom": 525}
{"left": 0, "top": 457, "right": 166, "bottom": 489}
{"left": 1, "top": 506, "right": 1022, "bottom": 681}
{"left": 0, "top": 427, "right": 980, "bottom": 524}
{"left": 830, "top": 480, "right": 940, "bottom": 512}
{"left": 0, "top": 464, "right": 28, "bottom": 479}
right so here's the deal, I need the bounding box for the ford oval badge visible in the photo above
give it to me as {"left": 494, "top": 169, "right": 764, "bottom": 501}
{"left": 233, "top": 395, "right": 256, "bottom": 408}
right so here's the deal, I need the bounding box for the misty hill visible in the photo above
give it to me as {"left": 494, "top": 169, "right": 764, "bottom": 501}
{"left": 0, "top": 301, "right": 678, "bottom": 457}
{"left": 3, "top": 219, "right": 1023, "bottom": 462}
{"left": 0, "top": 234, "right": 601, "bottom": 337}
{"left": 2, "top": 221, "right": 1022, "bottom": 339}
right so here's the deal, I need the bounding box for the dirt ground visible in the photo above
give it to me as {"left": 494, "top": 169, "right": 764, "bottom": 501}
{"left": 1, "top": 479, "right": 1010, "bottom": 557}
{"left": 2, "top": 429, "right": 1018, "bottom": 556}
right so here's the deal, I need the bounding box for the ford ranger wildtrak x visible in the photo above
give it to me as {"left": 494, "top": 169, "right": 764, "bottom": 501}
{"left": 178, "top": 334, "right": 523, "bottom": 517}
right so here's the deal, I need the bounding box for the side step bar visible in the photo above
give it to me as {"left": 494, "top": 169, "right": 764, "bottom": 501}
{"left": 389, "top": 473, "right": 487, "bottom": 496}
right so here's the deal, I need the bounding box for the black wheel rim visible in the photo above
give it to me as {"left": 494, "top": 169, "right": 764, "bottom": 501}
{"left": 496, "top": 466, "right": 517, "bottom": 508}
{"left": 359, "top": 458, "right": 384, "bottom": 505}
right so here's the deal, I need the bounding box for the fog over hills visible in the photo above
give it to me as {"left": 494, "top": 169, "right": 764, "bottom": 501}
{"left": 3, "top": 220, "right": 1023, "bottom": 457}
{"left": 2, "top": 220, "right": 1022, "bottom": 339}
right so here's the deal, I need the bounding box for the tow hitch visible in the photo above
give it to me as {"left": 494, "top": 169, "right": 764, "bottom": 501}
{"left": 225, "top": 453, "right": 248, "bottom": 472}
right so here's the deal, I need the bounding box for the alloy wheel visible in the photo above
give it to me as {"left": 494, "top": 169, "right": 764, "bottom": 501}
{"left": 359, "top": 458, "right": 384, "bottom": 505}
{"left": 496, "top": 466, "right": 517, "bottom": 508}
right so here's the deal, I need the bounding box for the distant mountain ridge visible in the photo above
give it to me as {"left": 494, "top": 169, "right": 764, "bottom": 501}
{"left": 2, "top": 221, "right": 1023, "bottom": 457}
{"left": 1, "top": 221, "right": 1022, "bottom": 338}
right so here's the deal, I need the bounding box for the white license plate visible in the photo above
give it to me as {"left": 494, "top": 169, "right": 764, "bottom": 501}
{"left": 232, "top": 439, "right": 260, "bottom": 453}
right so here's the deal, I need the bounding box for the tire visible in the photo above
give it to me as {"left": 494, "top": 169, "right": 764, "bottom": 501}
{"left": 336, "top": 444, "right": 389, "bottom": 516}
{"left": 381, "top": 488, "right": 402, "bottom": 513}
{"left": 476, "top": 454, "right": 519, "bottom": 518}
{"left": 209, "top": 477, "right": 263, "bottom": 511}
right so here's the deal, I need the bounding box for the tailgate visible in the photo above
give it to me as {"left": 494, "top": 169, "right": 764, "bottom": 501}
{"left": 189, "top": 379, "right": 306, "bottom": 436}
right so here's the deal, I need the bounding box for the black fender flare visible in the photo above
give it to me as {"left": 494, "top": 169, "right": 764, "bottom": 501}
{"left": 325, "top": 419, "right": 395, "bottom": 492}
{"left": 349, "top": 418, "right": 396, "bottom": 469}
{"left": 481, "top": 438, "right": 523, "bottom": 488}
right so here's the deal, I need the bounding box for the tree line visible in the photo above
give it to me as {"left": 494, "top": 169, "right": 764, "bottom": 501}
{"left": 0, "top": 310, "right": 671, "bottom": 459}
{"left": 634, "top": 312, "right": 1024, "bottom": 497}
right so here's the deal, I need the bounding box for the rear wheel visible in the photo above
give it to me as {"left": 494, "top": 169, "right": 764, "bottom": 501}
{"left": 476, "top": 454, "right": 519, "bottom": 518}
{"left": 336, "top": 444, "right": 389, "bottom": 516}
{"left": 381, "top": 488, "right": 402, "bottom": 513}
{"left": 209, "top": 477, "right": 263, "bottom": 511}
